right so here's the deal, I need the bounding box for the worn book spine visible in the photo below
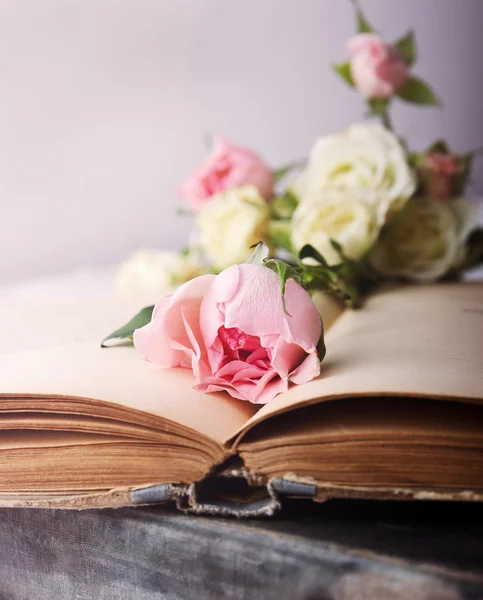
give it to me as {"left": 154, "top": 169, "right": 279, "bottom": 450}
{"left": 2, "top": 466, "right": 483, "bottom": 514}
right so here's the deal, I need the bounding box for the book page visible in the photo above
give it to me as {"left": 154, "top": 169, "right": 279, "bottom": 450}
{"left": 0, "top": 296, "right": 256, "bottom": 445}
{"left": 233, "top": 283, "right": 483, "bottom": 441}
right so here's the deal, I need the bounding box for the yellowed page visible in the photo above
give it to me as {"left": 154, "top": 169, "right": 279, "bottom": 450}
{"left": 233, "top": 283, "right": 483, "bottom": 441}
{"left": 0, "top": 296, "right": 256, "bottom": 445}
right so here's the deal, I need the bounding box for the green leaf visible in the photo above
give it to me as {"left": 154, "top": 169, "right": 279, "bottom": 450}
{"left": 367, "top": 98, "right": 390, "bottom": 115}
{"left": 408, "top": 151, "right": 424, "bottom": 169}
{"left": 394, "top": 30, "right": 416, "bottom": 66}
{"left": 299, "top": 244, "right": 329, "bottom": 267}
{"left": 247, "top": 242, "right": 270, "bottom": 265}
{"left": 263, "top": 259, "right": 302, "bottom": 316}
{"left": 333, "top": 62, "right": 354, "bottom": 87}
{"left": 427, "top": 139, "right": 450, "bottom": 154}
{"left": 352, "top": 1, "right": 375, "bottom": 33}
{"left": 270, "top": 191, "right": 299, "bottom": 220}
{"left": 296, "top": 243, "right": 380, "bottom": 309}
{"left": 317, "top": 335, "right": 326, "bottom": 362}
{"left": 101, "top": 305, "right": 154, "bottom": 348}
{"left": 397, "top": 76, "right": 439, "bottom": 105}
{"left": 461, "top": 228, "right": 483, "bottom": 271}
{"left": 329, "top": 239, "right": 344, "bottom": 255}
{"left": 267, "top": 220, "right": 294, "bottom": 253}
{"left": 273, "top": 161, "right": 305, "bottom": 183}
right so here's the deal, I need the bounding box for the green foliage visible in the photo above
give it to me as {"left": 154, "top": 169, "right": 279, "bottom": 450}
{"left": 267, "top": 220, "right": 294, "bottom": 253}
{"left": 263, "top": 258, "right": 302, "bottom": 316}
{"left": 415, "top": 140, "right": 475, "bottom": 196}
{"left": 316, "top": 335, "right": 326, "bottom": 362}
{"left": 351, "top": 0, "right": 375, "bottom": 33}
{"left": 297, "top": 243, "right": 379, "bottom": 309}
{"left": 394, "top": 30, "right": 416, "bottom": 66}
{"left": 273, "top": 161, "right": 305, "bottom": 183}
{"left": 333, "top": 62, "right": 354, "bottom": 87}
{"left": 101, "top": 306, "right": 154, "bottom": 347}
{"left": 461, "top": 228, "right": 483, "bottom": 271}
{"left": 367, "top": 98, "right": 393, "bottom": 130}
{"left": 367, "top": 98, "right": 390, "bottom": 115}
{"left": 397, "top": 76, "right": 439, "bottom": 105}
{"left": 427, "top": 139, "right": 450, "bottom": 154}
{"left": 270, "top": 190, "right": 299, "bottom": 220}
{"left": 407, "top": 151, "right": 424, "bottom": 169}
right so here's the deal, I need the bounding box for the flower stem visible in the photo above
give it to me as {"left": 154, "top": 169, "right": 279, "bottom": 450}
{"left": 381, "top": 109, "right": 393, "bottom": 131}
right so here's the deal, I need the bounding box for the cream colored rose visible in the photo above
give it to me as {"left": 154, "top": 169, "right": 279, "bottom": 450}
{"left": 117, "top": 248, "right": 205, "bottom": 294}
{"left": 370, "top": 197, "right": 477, "bottom": 281}
{"left": 293, "top": 123, "right": 416, "bottom": 224}
{"left": 196, "top": 185, "right": 270, "bottom": 270}
{"left": 291, "top": 190, "right": 380, "bottom": 265}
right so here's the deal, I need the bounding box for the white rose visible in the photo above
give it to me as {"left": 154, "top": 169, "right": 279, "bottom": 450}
{"left": 293, "top": 123, "right": 416, "bottom": 224}
{"left": 370, "top": 197, "right": 478, "bottom": 281}
{"left": 291, "top": 190, "right": 380, "bottom": 265}
{"left": 196, "top": 185, "right": 269, "bottom": 270}
{"left": 117, "top": 248, "right": 205, "bottom": 294}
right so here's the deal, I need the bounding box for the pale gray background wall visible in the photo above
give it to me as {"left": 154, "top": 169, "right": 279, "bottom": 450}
{"left": 1, "top": 0, "right": 482, "bottom": 283}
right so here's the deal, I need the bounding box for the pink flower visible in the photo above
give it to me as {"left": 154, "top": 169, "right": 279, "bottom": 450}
{"left": 134, "top": 264, "right": 323, "bottom": 404}
{"left": 178, "top": 136, "right": 274, "bottom": 210}
{"left": 348, "top": 34, "right": 409, "bottom": 99}
{"left": 422, "top": 152, "right": 465, "bottom": 200}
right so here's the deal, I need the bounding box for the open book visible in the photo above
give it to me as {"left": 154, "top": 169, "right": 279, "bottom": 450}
{"left": 1, "top": 283, "right": 482, "bottom": 515}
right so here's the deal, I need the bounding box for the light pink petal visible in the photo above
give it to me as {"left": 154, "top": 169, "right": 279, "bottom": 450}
{"left": 212, "top": 134, "right": 231, "bottom": 155}
{"left": 275, "top": 278, "right": 322, "bottom": 352}
{"left": 207, "top": 337, "right": 226, "bottom": 375}
{"left": 226, "top": 151, "right": 274, "bottom": 200}
{"left": 254, "top": 376, "right": 289, "bottom": 404}
{"left": 200, "top": 265, "right": 241, "bottom": 368}
{"left": 195, "top": 380, "right": 247, "bottom": 402}
{"left": 195, "top": 363, "right": 287, "bottom": 404}
{"left": 213, "top": 265, "right": 240, "bottom": 304}
{"left": 231, "top": 366, "right": 268, "bottom": 383}
{"left": 180, "top": 305, "right": 211, "bottom": 382}
{"left": 351, "top": 54, "right": 394, "bottom": 98}
{"left": 214, "top": 360, "right": 260, "bottom": 379}
{"left": 133, "top": 299, "right": 189, "bottom": 368}
{"left": 289, "top": 350, "right": 321, "bottom": 385}
{"left": 177, "top": 134, "right": 273, "bottom": 207}
{"left": 221, "top": 265, "right": 281, "bottom": 337}
{"left": 347, "top": 33, "right": 382, "bottom": 56}
{"left": 233, "top": 370, "right": 288, "bottom": 404}
{"left": 375, "top": 59, "right": 408, "bottom": 93}
{"left": 270, "top": 337, "right": 307, "bottom": 379}
{"left": 246, "top": 347, "right": 271, "bottom": 364}
{"left": 134, "top": 274, "right": 215, "bottom": 368}
{"left": 171, "top": 273, "right": 216, "bottom": 305}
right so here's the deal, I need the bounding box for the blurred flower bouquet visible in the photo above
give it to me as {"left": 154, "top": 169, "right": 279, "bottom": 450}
{"left": 106, "top": 0, "right": 483, "bottom": 404}
{"left": 119, "top": 0, "right": 483, "bottom": 309}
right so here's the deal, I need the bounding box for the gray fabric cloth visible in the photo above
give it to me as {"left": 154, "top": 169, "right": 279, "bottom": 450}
{"left": 0, "top": 501, "right": 482, "bottom": 600}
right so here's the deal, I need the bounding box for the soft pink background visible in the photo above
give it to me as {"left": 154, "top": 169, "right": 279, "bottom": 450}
{"left": 0, "top": 0, "right": 482, "bottom": 283}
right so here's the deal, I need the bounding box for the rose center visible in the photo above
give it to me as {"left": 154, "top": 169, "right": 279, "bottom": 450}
{"left": 218, "top": 326, "right": 271, "bottom": 369}
{"left": 220, "top": 327, "right": 249, "bottom": 351}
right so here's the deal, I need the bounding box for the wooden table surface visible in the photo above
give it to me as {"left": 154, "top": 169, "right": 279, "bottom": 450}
{"left": 0, "top": 499, "right": 482, "bottom": 599}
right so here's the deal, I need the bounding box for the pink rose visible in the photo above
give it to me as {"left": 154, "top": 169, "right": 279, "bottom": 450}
{"left": 421, "top": 152, "right": 465, "bottom": 200}
{"left": 348, "top": 34, "right": 409, "bottom": 99}
{"left": 134, "top": 264, "right": 323, "bottom": 404}
{"left": 178, "top": 135, "right": 274, "bottom": 210}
